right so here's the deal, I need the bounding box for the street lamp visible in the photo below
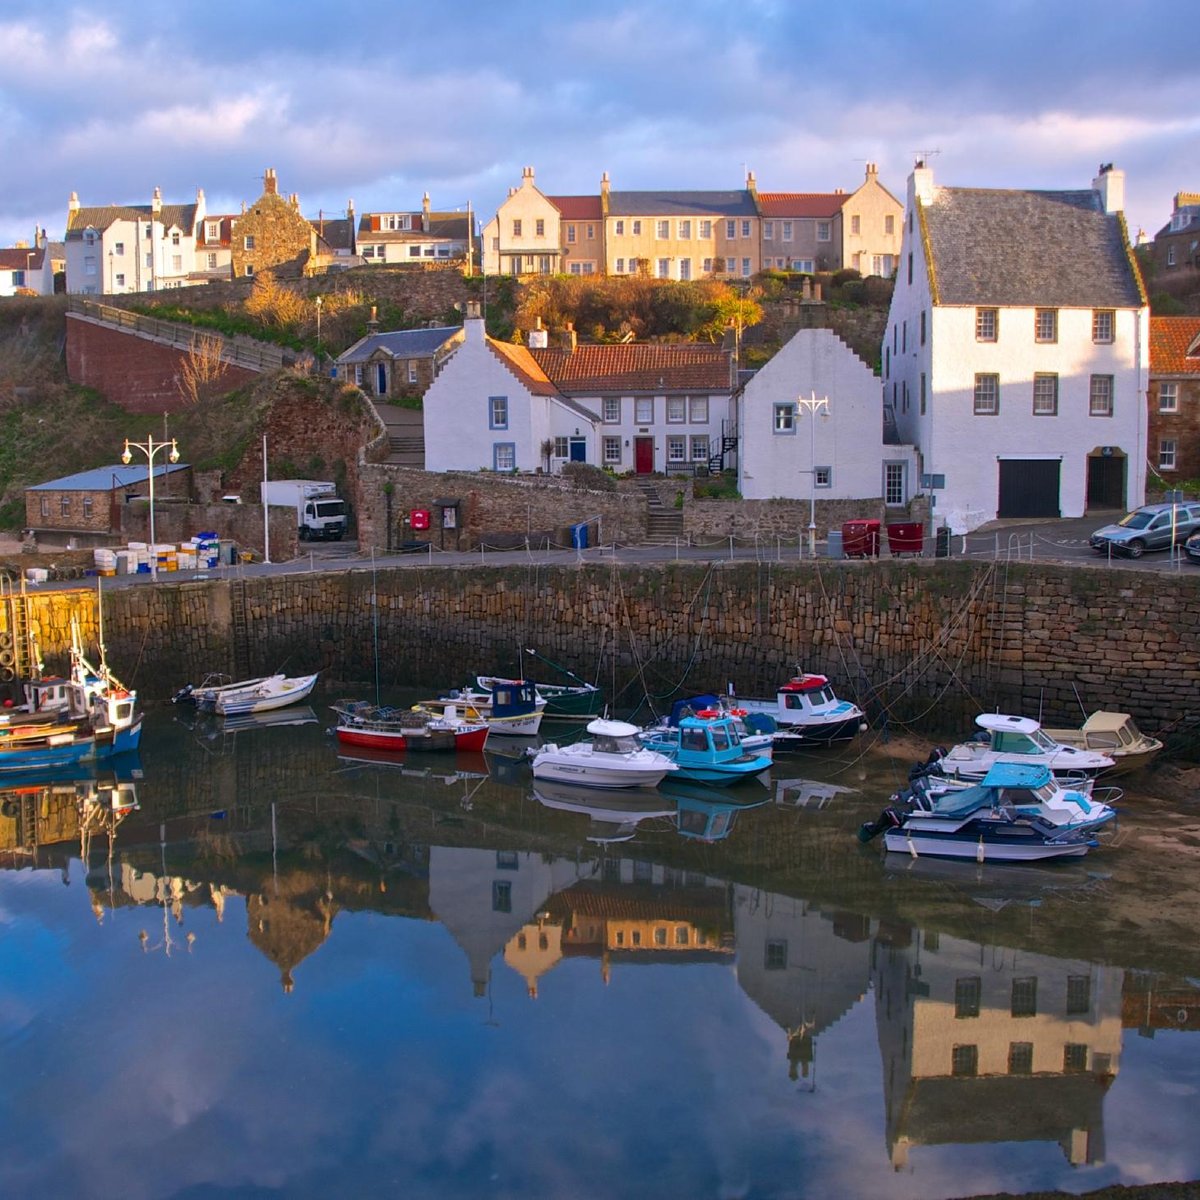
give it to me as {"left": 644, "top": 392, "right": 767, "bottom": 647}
{"left": 314, "top": 295, "right": 323, "bottom": 352}
{"left": 796, "top": 391, "right": 830, "bottom": 558}
{"left": 122, "top": 435, "right": 180, "bottom": 580}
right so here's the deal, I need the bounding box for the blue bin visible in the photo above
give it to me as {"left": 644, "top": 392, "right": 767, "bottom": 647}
{"left": 570, "top": 522, "right": 589, "bottom": 549}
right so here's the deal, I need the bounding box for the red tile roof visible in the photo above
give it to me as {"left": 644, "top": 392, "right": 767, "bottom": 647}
{"left": 486, "top": 339, "right": 560, "bottom": 395}
{"left": 0, "top": 247, "right": 45, "bottom": 270}
{"left": 531, "top": 343, "right": 731, "bottom": 392}
{"left": 757, "top": 192, "right": 847, "bottom": 218}
{"left": 549, "top": 195, "right": 603, "bottom": 220}
{"left": 1150, "top": 315, "right": 1200, "bottom": 375}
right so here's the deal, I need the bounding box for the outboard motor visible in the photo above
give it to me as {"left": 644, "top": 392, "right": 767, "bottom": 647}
{"left": 171, "top": 683, "right": 195, "bottom": 705}
{"left": 908, "top": 746, "right": 947, "bottom": 782}
{"left": 857, "top": 791, "right": 915, "bottom": 844}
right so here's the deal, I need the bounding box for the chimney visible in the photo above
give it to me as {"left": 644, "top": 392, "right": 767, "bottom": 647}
{"left": 562, "top": 322, "right": 577, "bottom": 353}
{"left": 528, "top": 316, "right": 548, "bottom": 349}
{"left": 196, "top": 187, "right": 205, "bottom": 204}
{"left": 746, "top": 169, "right": 757, "bottom": 197}
{"left": 151, "top": 186, "right": 162, "bottom": 215}
{"left": 522, "top": 166, "right": 535, "bottom": 186}
{"left": 290, "top": 192, "right": 300, "bottom": 210}
{"left": 1092, "top": 163, "right": 1125, "bottom": 215}
{"left": 264, "top": 168, "right": 278, "bottom": 195}
{"left": 347, "top": 199, "right": 356, "bottom": 254}
{"left": 422, "top": 192, "right": 431, "bottom": 222}
{"left": 911, "top": 160, "right": 936, "bottom": 208}
{"left": 601, "top": 171, "right": 610, "bottom": 199}
{"left": 68, "top": 191, "right": 80, "bottom": 215}
{"left": 866, "top": 162, "right": 878, "bottom": 180}
{"left": 367, "top": 305, "right": 380, "bottom": 333}
{"left": 465, "top": 300, "right": 486, "bottom": 342}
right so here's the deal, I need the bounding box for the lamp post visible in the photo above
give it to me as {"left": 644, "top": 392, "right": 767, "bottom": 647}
{"left": 314, "top": 295, "right": 323, "bottom": 352}
{"left": 797, "top": 391, "right": 830, "bottom": 558}
{"left": 122, "top": 435, "right": 180, "bottom": 580}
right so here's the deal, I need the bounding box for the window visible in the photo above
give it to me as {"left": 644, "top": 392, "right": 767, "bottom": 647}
{"left": 566, "top": 225, "right": 576, "bottom": 244}
{"left": 675, "top": 926, "right": 689, "bottom": 946}
{"left": 207, "top": 222, "right": 219, "bottom": 239}
{"left": 816, "top": 221, "right": 830, "bottom": 242}
{"left": 603, "top": 397, "right": 621, "bottom": 423}
{"left": 1063, "top": 1044, "right": 1089, "bottom": 1073}
{"left": 512, "top": 219, "right": 522, "bottom": 238}
{"left": 614, "top": 219, "right": 624, "bottom": 236}
{"left": 243, "top": 236, "right": 255, "bottom": 250}
{"left": 699, "top": 220, "right": 712, "bottom": 238}
{"left": 1008, "top": 1043, "right": 1034, "bottom": 1075}
{"left": 113, "top": 241, "right": 125, "bottom": 256}
{"left": 657, "top": 258, "right": 671, "bottom": 279}
{"left": 631, "top": 930, "right": 642, "bottom": 946}
{"left": 690, "top": 435, "right": 710, "bottom": 462}
{"left": 1035, "top": 308, "right": 1058, "bottom": 342}
{"left": 702, "top": 257, "right": 713, "bottom": 274}
{"left": 39, "top": 495, "right": 49, "bottom": 519}
{"left": 82, "top": 495, "right": 93, "bottom": 518}
{"left": 725, "top": 257, "right": 736, "bottom": 273}
{"left": 975, "top": 308, "right": 998, "bottom": 341}
{"left": 689, "top": 395, "right": 708, "bottom": 423}
{"left": 792, "top": 258, "right": 813, "bottom": 273}
{"left": 678, "top": 220, "right": 691, "bottom": 239}
{"left": 171, "top": 231, "right": 180, "bottom": 246}
{"left": 884, "top": 462, "right": 906, "bottom": 505}
{"left": 635, "top": 397, "right": 654, "bottom": 423}
{"left": 765, "top": 940, "right": 788, "bottom": 970}
{"left": 974, "top": 373, "right": 1000, "bottom": 415}
{"left": 955, "top": 976, "right": 982, "bottom": 1018}
{"left": 171, "top": 255, "right": 182, "bottom": 272}
{"left": 615, "top": 258, "right": 625, "bottom": 273}
{"left": 736, "top": 219, "right": 748, "bottom": 239}
{"left": 951, "top": 1045, "right": 979, "bottom": 1077}
{"left": 1093, "top": 309, "right": 1115, "bottom": 343}
{"left": 920, "top": 310, "right": 926, "bottom": 345}
{"left": 885, "top": 214, "right": 895, "bottom": 235}
{"left": 1167, "top": 245, "right": 1176, "bottom": 266}
{"left": 919, "top": 373, "right": 927, "bottom": 416}
{"left": 667, "top": 436, "right": 686, "bottom": 462}
{"left": 407, "top": 361, "right": 418, "bottom": 385}
{"left": 907, "top": 252, "right": 912, "bottom": 284}
{"left": 492, "top": 443, "right": 516, "bottom": 471}
{"left": 814, "top": 466, "right": 831, "bottom": 487}
{"left": 553, "top": 437, "right": 569, "bottom": 458}
{"left": 782, "top": 220, "right": 793, "bottom": 241}
{"left": 667, "top": 396, "right": 686, "bottom": 423}
{"left": 1011, "top": 976, "right": 1038, "bottom": 1018}
{"left": 653, "top": 926, "right": 667, "bottom": 947}
{"left": 902, "top": 321, "right": 907, "bottom": 352}
{"left": 1033, "top": 373, "right": 1059, "bottom": 415}
{"left": 603, "top": 436, "right": 621, "bottom": 464}
{"left": 773, "top": 402, "right": 797, "bottom": 433}
{"left": 492, "top": 881, "right": 512, "bottom": 912}
{"left": 535, "top": 218, "right": 545, "bottom": 237}
{"left": 61, "top": 495, "right": 71, "bottom": 517}
{"left": 632, "top": 220, "right": 642, "bottom": 235}
{"left": 763, "top": 220, "right": 774, "bottom": 240}
{"left": 725, "top": 219, "right": 736, "bottom": 239}
{"left": 207, "top": 253, "right": 217, "bottom": 270}
{"left": 1066, "top": 975, "right": 1092, "bottom": 1016}
{"left": 489, "top": 395, "right": 508, "bottom": 429}
{"left": 741, "top": 258, "right": 751, "bottom": 277}
{"left": 850, "top": 215, "right": 860, "bottom": 235}
{"left": 1159, "top": 382, "right": 1179, "bottom": 412}
{"left": 84, "top": 255, "right": 97, "bottom": 275}
{"left": 1159, "top": 438, "right": 1177, "bottom": 470}
{"left": 656, "top": 220, "right": 669, "bottom": 239}
{"left": 1090, "top": 374, "right": 1114, "bottom": 416}
{"left": 679, "top": 258, "right": 691, "bottom": 281}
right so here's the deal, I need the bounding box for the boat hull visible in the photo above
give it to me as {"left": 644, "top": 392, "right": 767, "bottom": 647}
{"left": 882, "top": 827, "right": 1092, "bottom": 862}
{"left": 531, "top": 758, "right": 672, "bottom": 790}
{"left": 334, "top": 724, "right": 488, "bottom": 753}
{"left": 214, "top": 674, "right": 319, "bottom": 717}
{"left": 769, "top": 714, "right": 866, "bottom": 746}
{"left": 0, "top": 716, "right": 143, "bottom": 774}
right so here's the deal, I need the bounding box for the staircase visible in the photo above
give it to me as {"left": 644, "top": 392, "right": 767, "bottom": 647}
{"left": 388, "top": 432, "right": 425, "bottom": 466}
{"left": 633, "top": 478, "right": 684, "bottom": 544}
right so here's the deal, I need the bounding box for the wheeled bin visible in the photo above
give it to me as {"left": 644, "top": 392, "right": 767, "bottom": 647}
{"left": 842, "top": 519, "right": 880, "bottom": 558}
{"left": 886, "top": 522, "right": 925, "bottom": 556}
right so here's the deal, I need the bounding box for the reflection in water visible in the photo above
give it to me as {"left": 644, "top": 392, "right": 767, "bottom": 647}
{"left": 1, "top": 713, "right": 1199, "bottom": 1196}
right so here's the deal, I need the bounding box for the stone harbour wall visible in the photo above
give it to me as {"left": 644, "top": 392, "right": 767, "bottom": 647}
{"left": 7, "top": 560, "right": 1198, "bottom": 749}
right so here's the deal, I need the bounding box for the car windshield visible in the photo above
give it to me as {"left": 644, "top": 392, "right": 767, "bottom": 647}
{"left": 1117, "top": 510, "right": 1154, "bottom": 529}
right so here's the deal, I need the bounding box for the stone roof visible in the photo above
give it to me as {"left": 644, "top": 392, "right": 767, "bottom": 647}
{"left": 757, "top": 193, "right": 847, "bottom": 218}
{"left": 922, "top": 187, "right": 1144, "bottom": 308}
{"left": 607, "top": 190, "right": 757, "bottom": 218}
{"left": 66, "top": 203, "right": 199, "bottom": 240}
{"left": 336, "top": 326, "right": 462, "bottom": 364}
{"left": 1150, "top": 315, "right": 1200, "bottom": 375}
{"left": 531, "top": 343, "right": 731, "bottom": 393}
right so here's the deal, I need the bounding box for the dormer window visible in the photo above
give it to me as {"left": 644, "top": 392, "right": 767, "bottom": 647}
{"left": 83, "top": 228, "right": 97, "bottom": 245}
{"left": 207, "top": 222, "right": 219, "bottom": 239}
{"left": 171, "top": 231, "right": 180, "bottom": 246}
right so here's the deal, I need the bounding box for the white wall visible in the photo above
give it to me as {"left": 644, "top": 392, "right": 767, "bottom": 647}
{"left": 739, "top": 327, "right": 916, "bottom": 502}
{"left": 482, "top": 169, "right": 562, "bottom": 275}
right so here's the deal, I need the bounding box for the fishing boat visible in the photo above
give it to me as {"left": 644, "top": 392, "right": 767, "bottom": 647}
{"left": 489, "top": 647, "right": 604, "bottom": 718}
{"left": 174, "top": 671, "right": 319, "bottom": 716}
{"left": 936, "top": 714, "right": 1115, "bottom": 781}
{"left": 0, "top": 627, "right": 141, "bottom": 774}
{"left": 638, "top": 712, "right": 771, "bottom": 786}
{"left": 426, "top": 678, "right": 546, "bottom": 736}
{"left": 644, "top": 694, "right": 775, "bottom": 760}
{"left": 331, "top": 702, "right": 489, "bottom": 753}
{"left": 530, "top": 718, "right": 678, "bottom": 790}
{"left": 857, "top": 783, "right": 1098, "bottom": 863}
{"left": 733, "top": 674, "right": 867, "bottom": 746}
{"left": 1041, "top": 711, "right": 1163, "bottom": 776}
{"left": 531, "top": 780, "right": 676, "bottom": 842}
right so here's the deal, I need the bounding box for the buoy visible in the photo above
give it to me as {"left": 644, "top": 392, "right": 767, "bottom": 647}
{"left": 976, "top": 836, "right": 985, "bottom": 863}
{"left": 906, "top": 832, "right": 918, "bottom": 859}
{"left": 696, "top": 708, "right": 720, "bottom": 719}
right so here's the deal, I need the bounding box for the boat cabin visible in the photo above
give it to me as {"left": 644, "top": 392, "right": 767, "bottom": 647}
{"left": 974, "top": 714, "right": 1058, "bottom": 755}
{"left": 586, "top": 719, "right": 643, "bottom": 755}
{"left": 978, "top": 762, "right": 1072, "bottom": 808}
{"left": 489, "top": 679, "right": 540, "bottom": 716}
{"left": 779, "top": 674, "right": 839, "bottom": 710}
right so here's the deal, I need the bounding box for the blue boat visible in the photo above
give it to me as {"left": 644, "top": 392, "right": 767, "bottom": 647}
{"left": 639, "top": 713, "right": 771, "bottom": 787}
{"left": 664, "top": 780, "right": 769, "bottom": 842}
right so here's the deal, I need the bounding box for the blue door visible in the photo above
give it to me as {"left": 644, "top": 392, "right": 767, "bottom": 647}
{"left": 569, "top": 438, "right": 586, "bottom": 463}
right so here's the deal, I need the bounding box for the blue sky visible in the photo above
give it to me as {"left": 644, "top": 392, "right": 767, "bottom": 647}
{"left": 1, "top": 0, "right": 1196, "bottom": 248}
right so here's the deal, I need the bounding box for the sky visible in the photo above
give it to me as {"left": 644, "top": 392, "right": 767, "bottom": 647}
{"left": 1, "top": 0, "right": 1197, "bottom": 249}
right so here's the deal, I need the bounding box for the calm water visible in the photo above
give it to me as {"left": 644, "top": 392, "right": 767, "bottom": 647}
{"left": 1, "top": 699, "right": 1198, "bottom": 1200}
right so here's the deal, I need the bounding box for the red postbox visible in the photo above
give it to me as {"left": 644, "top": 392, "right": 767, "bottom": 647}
{"left": 410, "top": 508, "right": 431, "bottom": 531}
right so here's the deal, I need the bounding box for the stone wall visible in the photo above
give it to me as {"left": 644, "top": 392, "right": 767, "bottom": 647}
{"left": 65, "top": 316, "right": 260, "bottom": 412}
{"left": 8, "top": 560, "right": 1198, "bottom": 750}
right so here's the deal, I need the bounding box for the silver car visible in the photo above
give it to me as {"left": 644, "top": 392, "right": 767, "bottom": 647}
{"left": 1089, "top": 502, "right": 1200, "bottom": 558}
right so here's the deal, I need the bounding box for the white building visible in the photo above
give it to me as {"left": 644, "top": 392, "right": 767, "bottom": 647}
{"left": 884, "top": 162, "right": 1149, "bottom": 532}
{"left": 738, "top": 326, "right": 918, "bottom": 508}
{"left": 0, "top": 233, "right": 53, "bottom": 296}
{"left": 482, "top": 167, "right": 566, "bottom": 276}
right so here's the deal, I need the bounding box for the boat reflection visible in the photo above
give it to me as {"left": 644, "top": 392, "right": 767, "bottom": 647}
{"left": 663, "top": 779, "right": 769, "bottom": 843}
{"left": 531, "top": 779, "right": 676, "bottom": 842}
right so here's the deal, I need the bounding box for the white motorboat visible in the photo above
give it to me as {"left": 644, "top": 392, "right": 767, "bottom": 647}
{"left": 175, "top": 671, "right": 318, "bottom": 717}
{"left": 937, "top": 714, "right": 1115, "bottom": 780}
{"left": 530, "top": 718, "right": 678, "bottom": 790}
{"left": 733, "top": 674, "right": 866, "bottom": 746}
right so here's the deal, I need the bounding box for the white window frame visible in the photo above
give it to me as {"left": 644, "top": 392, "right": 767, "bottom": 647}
{"left": 975, "top": 308, "right": 998, "bottom": 342}
{"left": 773, "top": 403, "right": 796, "bottom": 433}
{"left": 741, "top": 258, "right": 751, "bottom": 277}
{"left": 814, "top": 466, "right": 832, "bottom": 488}
{"left": 635, "top": 396, "right": 654, "bottom": 424}
{"left": 656, "top": 220, "right": 669, "bottom": 240}
{"left": 725, "top": 220, "right": 736, "bottom": 239}
{"left": 667, "top": 436, "right": 686, "bottom": 463}
{"left": 702, "top": 258, "right": 713, "bottom": 273}
{"left": 690, "top": 434, "right": 710, "bottom": 463}
{"left": 632, "top": 220, "right": 642, "bottom": 235}
{"left": 816, "top": 221, "right": 831, "bottom": 242}
{"left": 689, "top": 395, "right": 708, "bottom": 423}
{"left": 699, "top": 220, "right": 712, "bottom": 238}
{"left": 1159, "top": 382, "right": 1179, "bottom": 412}
{"left": 1032, "top": 373, "right": 1058, "bottom": 415}
{"left": 666, "top": 396, "right": 686, "bottom": 423}
{"left": 678, "top": 219, "right": 691, "bottom": 239}
{"left": 850, "top": 215, "right": 860, "bottom": 236}
{"left": 1035, "top": 308, "right": 1058, "bottom": 343}
{"left": 763, "top": 220, "right": 774, "bottom": 240}
{"left": 657, "top": 258, "right": 670, "bottom": 279}
{"left": 489, "top": 395, "right": 509, "bottom": 429}
{"left": 725, "top": 257, "right": 736, "bottom": 273}
{"left": 615, "top": 258, "right": 625, "bottom": 274}
{"left": 679, "top": 258, "right": 691, "bottom": 281}
{"left": 974, "top": 373, "right": 1000, "bottom": 415}
{"left": 243, "top": 236, "right": 255, "bottom": 250}
{"left": 782, "top": 221, "right": 793, "bottom": 242}
{"left": 741, "top": 220, "right": 751, "bottom": 239}
{"left": 493, "top": 442, "right": 516, "bottom": 472}
{"left": 1089, "top": 374, "right": 1114, "bottom": 417}
{"left": 566, "top": 225, "right": 576, "bottom": 244}
{"left": 603, "top": 436, "right": 621, "bottom": 465}
{"left": 1159, "top": 438, "right": 1177, "bottom": 470}
{"left": 603, "top": 397, "right": 621, "bottom": 423}
{"left": 884, "top": 462, "right": 906, "bottom": 506}
{"left": 1092, "top": 309, "right": 1115, "bottom": 344}
{"left": 614, "top": 219, "right": 625, "bottom": 236}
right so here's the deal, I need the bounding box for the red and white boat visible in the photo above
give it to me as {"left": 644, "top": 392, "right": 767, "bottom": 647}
{"left": 332, "top": 701, "right": 488, "bottom": 753}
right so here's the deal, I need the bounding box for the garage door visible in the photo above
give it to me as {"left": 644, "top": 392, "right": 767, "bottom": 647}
{"left": 997, "top": 460, "right": 1061, "bottom": 518}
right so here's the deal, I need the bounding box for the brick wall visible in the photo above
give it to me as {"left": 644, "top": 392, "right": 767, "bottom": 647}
{"left": 66, "top": 315, "right": 259, "bottom": 412}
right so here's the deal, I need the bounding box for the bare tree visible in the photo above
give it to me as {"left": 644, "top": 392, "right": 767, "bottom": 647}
{"left": 177, "top": 333, "right": 229, "bottom": 406}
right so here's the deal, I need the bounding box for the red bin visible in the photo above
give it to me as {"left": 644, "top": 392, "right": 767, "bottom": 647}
{"left": 410, "top": 508, "right": 431, "bottom": 531}
{"left": 842, "top": 519, "right": 880, "bottom": 558}
{"left": 886, "top": 522, "right": 925, "bottom": 556}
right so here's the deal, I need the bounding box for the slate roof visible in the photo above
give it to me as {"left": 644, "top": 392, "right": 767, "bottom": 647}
{"left": 1150, "top": 315, "right": 1200, "bottom": 375}
{"left": 0, "top": 246, "right": 45, "bottom": 270}
{"left": 336, "top": 327, "right": 462, "bottom": 364}
{"left": 313, "top": 218, "right": 354, "bottom": 253}
{"left": 29, "top": 463, "right": 190, "bottom": 491}
{"left": 196, "top": 216, "right": 235, "bottom": 248}
{"left": 757, "top": 192, "right": 847, "bottom": 218}
{"left": 607, "top": 190, "right": 757, "bottom": 218}
{"left": 531, "top": 343, "right": 731, "bottom": 393}
{"left": 65, "top": 203, "right": 199, "bottom": 239}
{"left": 550, "top": 195, "right": 603, "bottom": 220}
{"left": 922, "top": 187, "right": 1144, "bottom": 308}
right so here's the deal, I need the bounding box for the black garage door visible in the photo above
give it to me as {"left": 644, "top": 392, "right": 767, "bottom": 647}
{"left": 997, "top": 460, "right": 1061, "bottom": 518}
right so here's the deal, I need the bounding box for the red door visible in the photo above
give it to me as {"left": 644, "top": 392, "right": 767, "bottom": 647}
{"left": 635, "top": 437, "right": 654, "bottom": 474}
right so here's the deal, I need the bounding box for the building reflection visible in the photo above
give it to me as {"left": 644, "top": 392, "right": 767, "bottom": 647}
{"left": 873, "top": 924, "right": 1123, "bottom": 1169}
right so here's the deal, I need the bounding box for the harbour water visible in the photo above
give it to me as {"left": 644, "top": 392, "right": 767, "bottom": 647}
{"left": 1, "top": 699, "right": 1198, "bottom": 1199}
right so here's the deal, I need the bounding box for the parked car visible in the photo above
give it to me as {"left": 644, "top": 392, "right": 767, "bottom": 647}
{"left": 1185, "top": 530, "right": 1200, "bottom": 564}
{"left": 1089, "top": 502, "right": 1200, "bottom": 558}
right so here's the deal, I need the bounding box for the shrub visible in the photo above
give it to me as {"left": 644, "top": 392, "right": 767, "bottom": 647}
{"left": 560, "top": 462, "right": 617, "bottom": 491}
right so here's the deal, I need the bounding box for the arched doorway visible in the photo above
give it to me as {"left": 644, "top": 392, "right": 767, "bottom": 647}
{"left": 1087, "top": 448, "right": 1126, "bottom": 511}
